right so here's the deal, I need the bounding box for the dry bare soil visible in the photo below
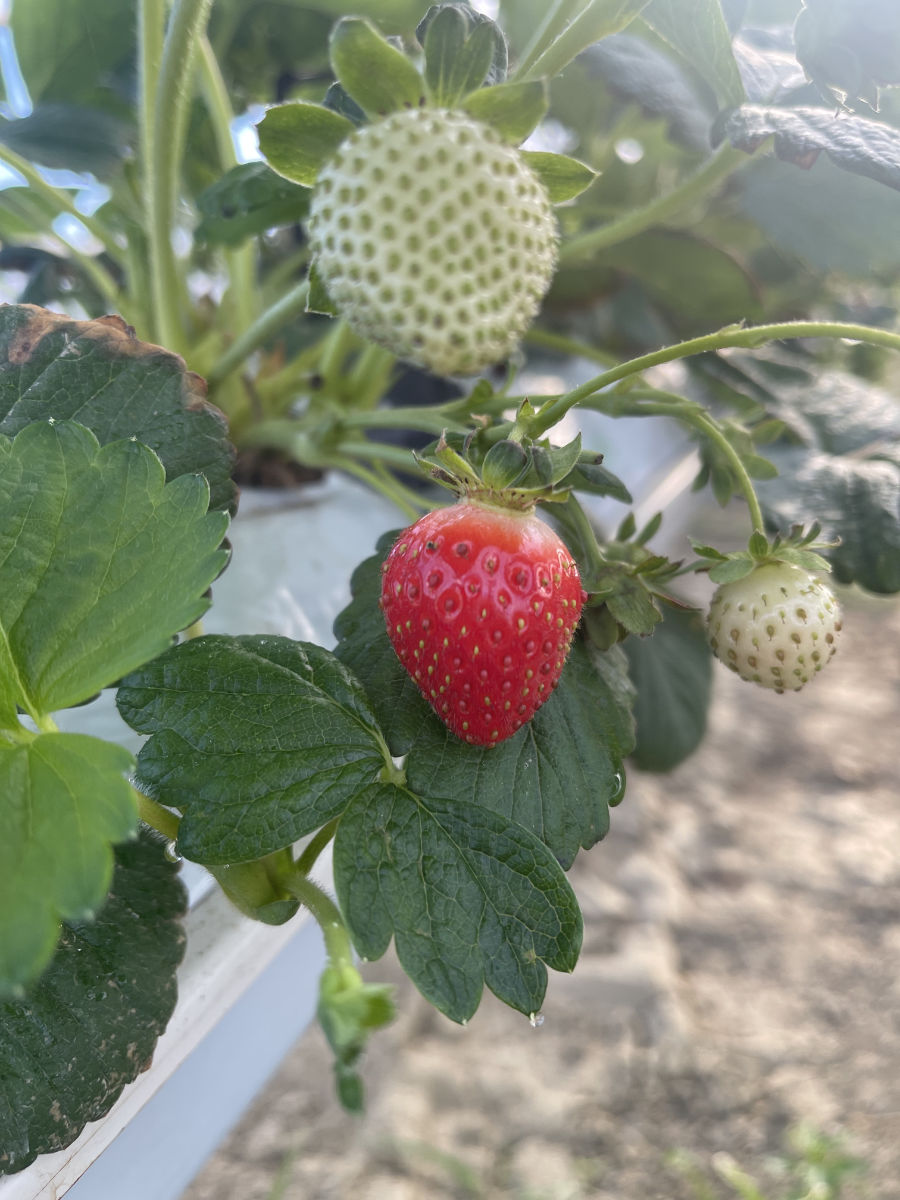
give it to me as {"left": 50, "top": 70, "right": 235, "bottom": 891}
{"left": 185, "top": 588, "right": 900, "bottom": 1200}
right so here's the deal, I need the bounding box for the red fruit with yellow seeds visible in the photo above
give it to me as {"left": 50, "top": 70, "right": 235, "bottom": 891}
{"left": 380, "top": 501, "right": 585, "bottom": 746}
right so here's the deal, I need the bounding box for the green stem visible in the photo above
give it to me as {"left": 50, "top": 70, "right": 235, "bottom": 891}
{"left": 284, "top": 869, "right": 353, "bottom": 967}
{"left": 337, "top": 404, "right": 468, "bottom": 435}
{"left": 147, "top": 0, "right": 215, "bottom": 352}
{"left": 196, "top": 35, "right": 257, "bottom": 336}
{"left": 694, "top": 411, "right": 764, "bottom": 534}
{"left": 525, "top": 327, "right": 618, "bottom": 368}
{"left": 559, "top": 144, "right": 747, "bottom": 262}
{"left": 319, "top": 319, "right": 357, "bottom": 388}
{"left": 295, "top": 818, "right": 340, "bottom": 876}
{"left": 332, "top": 456, "right": 422, "bottom": 520}
{"left": 0, "top": 147, "right": 129, "bottom": 312}
{"left": 0, "top": 145, "right": 126, "bottom": 268}
{"left": 207, "top": 280, "right": 310, "bottom": 388}
{"left": 135, "top": 789, "right": 181, "bottom": 841}
{"left": 525, "top": 320, "right": 900, "bottom": 439}
{"left": 513, "top": 0, "right": 582, "bottom": 80}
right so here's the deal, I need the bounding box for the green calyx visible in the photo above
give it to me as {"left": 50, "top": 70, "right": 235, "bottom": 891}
{"left": 256, "top": 8, "right": 596, "bottom": 201}
{"left": 692, "top": 522, "right": 838, "bottom": 585}
{"left": 414, "top": 424, "right": 604, "bottom": 513}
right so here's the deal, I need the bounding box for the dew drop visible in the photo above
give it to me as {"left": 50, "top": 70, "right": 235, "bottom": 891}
{"left": 609, "top": 771, "right": 626, "bottom": 807}
{"left": 164, "top": 840, "right": 183, "bottom": 863}
{"left": 529, "top": 1011, "right": 545, "bottom": 1028}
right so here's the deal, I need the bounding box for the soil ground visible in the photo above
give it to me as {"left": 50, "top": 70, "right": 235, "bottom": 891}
{"left": 184, "top": 582, "right": 900, "bottom": 1200}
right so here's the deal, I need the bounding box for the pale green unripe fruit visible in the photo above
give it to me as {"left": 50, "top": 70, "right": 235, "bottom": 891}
{"left": 308, "top": 108, "right": 558, "bottom": 377}
{"left": 707, "top": 562, "right": 842, "bottom": 692}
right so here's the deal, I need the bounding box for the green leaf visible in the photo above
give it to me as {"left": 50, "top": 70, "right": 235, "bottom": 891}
{"left": 322, "top": 82, "right": 367, "bottom": 127}
{"left": 623, "top": 604, "right": 713, "bottom": 772}
{"left": 333, "top": 546, "right": 635, "bottom": 868}
{"left": 567, "top": 456, "right": 633, "bottom": 501}
{"left": 523, "top": 0, "right": 653, "bottom": 81}
{"left": 0, "top": 106, "right": 128, "bottom": 178}
{"left": 530, "top": 435, "right": 583, "bottom": 486}
{"left": 643, "top": 0, "right": 745, "bottom": 108}
{"left": 307, "top": 260, "right": 339, "bottom": 316}
{"left": 405, "top": 641, "right": 635, "bottom": 869}
{"left": 330, "top": 17, "right": 426, "bottom": 119}
{"left": 462, "top": 79, "right": 548, "bottom": 144}
{"left": 117, "top": 635, "right": 388, "bottom": 864}
{"left": 736, "top": 363, "right": 900, "bottom": 595}
{"left": 0, "top": 422, "right": 228, "bottom": 719}
{"left": 0, "top": 832, "right": 186, "bottom": 1174}
{"left": 256, "top": 100, "right": 356, "bottom": 187}
{"left": 334, "top": 783, "right": 583, "bottom": 1022}
{"left": 195, "top": 162, "right": 311, "bottom": 246}
{"left": 317, "top": 963, "right": 394, "bottom": 1113}
{"left": 0, "top": 734, "right": 137, "bottom": 996}
{"left": 520, "top": 151, "right": 597, "bottom": 202}
{"left": 421, "top": 6, "right": 506, "bottom": 107}
{"left": 9, "top": 0, "right": 135, "bottom": 106}
{"left": 715, "top": 105, "right": 900, "bottom": 192}
{"left": 603, "top": 572, "right": 663, "bottom": 635}
{"left": 708, "top": 557, "right": 756, "bottom": 584}
{"left": 0, "top": 305, "right": 237, "bottom": 515}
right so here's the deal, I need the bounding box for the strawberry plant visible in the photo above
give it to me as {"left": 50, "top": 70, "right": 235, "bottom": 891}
{"left": 2, "top": 0, "right": 900, "bottom": 1174}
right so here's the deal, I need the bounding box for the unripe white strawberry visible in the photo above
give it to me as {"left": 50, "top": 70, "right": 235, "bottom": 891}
{"left": 307, "top": 108, "right": 558, "bottom": 377}
{"left": 707, "top": 562, "right": 841, "bottom": 692}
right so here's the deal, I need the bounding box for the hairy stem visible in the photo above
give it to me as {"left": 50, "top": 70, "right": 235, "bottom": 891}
{"left": 525, "top": 320, "right": 900, "bottom": 439}
{"left": 146, "top": 0, "right": 215, "bottom": 352}
{"left": 135, "top": 789, "right": 181, "bottom": 841}
{"left": 284, "top": 869, "right": 353, "bottom": 968}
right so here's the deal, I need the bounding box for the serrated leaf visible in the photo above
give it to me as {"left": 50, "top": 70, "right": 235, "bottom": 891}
{"left": 307, "top": 260, "right": 339, "bottom": 316}
{"left": 421, "top": 6, "right": 505, "bottom": 107}
{"left": 520, "top": 150, "right": 597, "bottom": 202}
{"left": 0, "top": 734, "right": 137, "bottom": 995}
{"left": 405, "top": 641, "right": 635, "bottom": 868}
{"left": 0, "top": 422, "right": 227, "bottom": 718}
{"left": 330, "top": 17, "right": 426, "bottom": 119}
{"left": 334, "top": 547, "right": 635, "bottom": 868}
{"left": 195, "top": 162, "right": 311, "bottom": 246}
{"left": 0, "top": 832, "right": 186, "bottom": 1174}
{"left": 604, "top": 572, "right": 662, "bottom": 635}
{"left": 643, "top": 0, "right": 745, "bottom": 108}
{"left": 257, "top": 100, "right": 356, "bottom": 187}
{"left": 715, "top": 104, "right": 900, "bottom": 192}
{"left": 522, "top": 0, "right": 653, "bottom": 82}
{"left": 623, "top": 604, "right": 712, "bottom": 772}
{"left": 0, "top": 422, "right": 228, "bottom": 718}
{"left": 0, "top": 305, "right": 236, "bottom": 515}
{"left": 117, "top": 635, "right": 387, "bottom": 864}
{"left": 462, "top": 79, "right": 547, "bottom": 144}
{"left": 708, "top": 556, "right": 756, "bottom": 584}
{"left": 333, "top": 782, "right": 583, "bottom": 1022}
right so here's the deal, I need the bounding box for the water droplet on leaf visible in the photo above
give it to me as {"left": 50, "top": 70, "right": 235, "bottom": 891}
{"left": 529, "top": 1011, "right": 545, "bottom": 1028}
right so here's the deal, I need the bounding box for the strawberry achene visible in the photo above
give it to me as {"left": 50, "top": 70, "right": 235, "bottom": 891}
{"left": 381, "top": 501, "right": 584, "bottom": 745}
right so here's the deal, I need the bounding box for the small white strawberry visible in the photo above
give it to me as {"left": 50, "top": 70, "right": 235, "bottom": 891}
{"left": 707, "top": 561, "right": 841, "bottom": 692}
{"left": 307, "top": 107, "right": 558, "bottom": 377}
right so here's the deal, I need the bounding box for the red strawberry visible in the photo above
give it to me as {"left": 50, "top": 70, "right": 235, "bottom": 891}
{"left": 380, "top": 501, "right": 584, "bottom": 746}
